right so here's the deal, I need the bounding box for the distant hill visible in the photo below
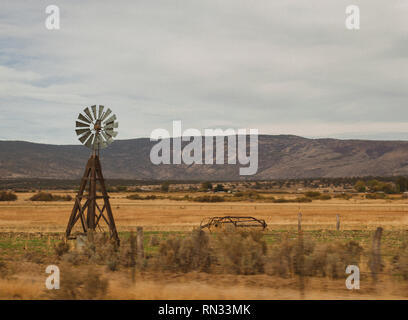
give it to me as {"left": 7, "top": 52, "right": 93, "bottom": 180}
{"left": 1, "top": 135, "right": 408, "bottom": 180}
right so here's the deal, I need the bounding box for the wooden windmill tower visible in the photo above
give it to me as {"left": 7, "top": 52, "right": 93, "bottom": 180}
{"left": 65, "top": 105, "right": 120, "bottom": 244}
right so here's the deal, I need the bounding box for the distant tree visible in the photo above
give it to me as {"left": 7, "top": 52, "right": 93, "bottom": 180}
{"left": 116, "top": 186, "right": 127, "bottom": 192}
{"left": 354, "top": 180, "right": 366, "bottom": 192}
{"left": 0, "top": 191, "right": 17, "bottom": 201}
{"left": 201, "top": 182, "right": 213, "bottom": 191}
{"left": 161, "top": 181, "right": 170, "bottom": 192}
{"left": 214, "top": 184, "right": 225, "bottom": 192}
{"left": 396, "top": 177, "right": 408, "bottom": 193}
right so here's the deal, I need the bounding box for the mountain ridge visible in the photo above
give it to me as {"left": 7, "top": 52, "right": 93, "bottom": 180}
{"left": 1, "top": 135, "right": 408, "bottom": 180}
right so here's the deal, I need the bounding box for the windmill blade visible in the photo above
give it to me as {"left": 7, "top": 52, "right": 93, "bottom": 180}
{"left": 103, "top": 114, "right": 117, "bottom": 125}
{"left": 105, "top": 129, "right": 118, "bottom": 137}
{"left": 85, "top": 133, "right": 95, "bottom": 148}
{"left": 79, "top": 130, "right": 92, "bottom": 144}
{"left": 104, "top": 122, "right": 119, "bottom": 129}
{"left": 101, "top": 131, "right": 114, "bottom": 144}
{"left": 83, "top": 107, "right": 94, "bottom": 122}
{"left": 100, "top": 108, "right": 112, "bottom": 122}
{"left": 78, "top": 113, "right": 91, "bottom": 124}
{"left": 76, "top": 121, "right": 89, "bottom": 128}
{"left": 91, "top": 105, "right": 97, "bottom": 120}
{"left": 76, "top": 128, "right": 89, "bottom": 136}
{"left": 98, "top": 105, "right": 104, "bottom": 120}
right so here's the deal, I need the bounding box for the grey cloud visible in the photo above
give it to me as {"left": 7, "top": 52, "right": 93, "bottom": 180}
{"left": 0, "top": 0, "right": 407, "bottom": 144}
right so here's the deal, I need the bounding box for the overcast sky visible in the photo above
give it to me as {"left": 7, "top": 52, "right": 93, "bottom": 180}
{"left": 1, "top": 0, "right": 407, "bottom": 144}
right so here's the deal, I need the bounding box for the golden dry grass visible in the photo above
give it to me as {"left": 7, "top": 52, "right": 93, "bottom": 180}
{"left": 0, "top": 192, "right": 407, "bottom": 232}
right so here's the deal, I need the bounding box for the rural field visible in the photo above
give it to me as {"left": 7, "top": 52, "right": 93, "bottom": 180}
{"left": 1, "top": 189, "right": 408, "bottom": 300}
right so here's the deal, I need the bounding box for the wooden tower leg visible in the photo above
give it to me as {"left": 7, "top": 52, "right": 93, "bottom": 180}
{"left": 65, "top": 154, "right": 120, "bottom": 245}
{"left": 95, "top": 156, "right": 120, "bottom": 245}
{"left": 65, "top": 157, "right": 91, "bottom": 238}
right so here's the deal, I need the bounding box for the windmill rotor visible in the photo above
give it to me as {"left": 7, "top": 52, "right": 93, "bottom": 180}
{"left": 75, "top": 105, "right": 118, "bottom": 150}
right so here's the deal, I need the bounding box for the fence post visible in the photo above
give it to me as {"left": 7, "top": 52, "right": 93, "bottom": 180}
{"left": 298, "top": 212, "right": 302, "bottom": 231}
{"left": 129, "top": 230, "right": 136, "bottom": 283}
{"left": 137, "top": 226, "right": 144, "bottom": 260}
{"left": 297, "top": 230, "right": 305, "bottom": 299}
{"left": 370, "top": 227, "right": 383, "bottom": 281}
{"left": 336, "top": 214, "right": 340, "bottom": 231}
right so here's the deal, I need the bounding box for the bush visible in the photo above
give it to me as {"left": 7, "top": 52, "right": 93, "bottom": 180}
{"left": 126, "top": 194, "right": 161, "bottom": 200}
{"left": 54, "top": 241, "right": 70, "bottom": 257}
{"left": 365, "top": 193, "right": 386, "bottom": 199}
{"left": 214, "top": 184, "right": 225, "bottom": 192}
{"left": 193, "top": 195, "right": 225, "bottom": 202}
{"left": 392, "top": 241, "right": 408, "bottom": 279}
{"left": 266, "top": 237, "right": 363, "bottom": 279}
{"left": 215, "top": 230, "right": 267, "bottom": 275}
{"left": 30, "top": 192, "right": 71, "bottom": 201}
{"left": 273, "top": 197, "right": 312, "bottom": 203}
{"left": 0, "top": 191, "right": 17, "bottom": 201}
{"left": 161, "top": 182, "right": 170, "bottom": 192}
{"left": 49, "top": 267, "right": 108, "bottom": 300}
{"left": 201, "top": 182, "right": 213, "bottom": 191}
{"left": 334, "top": 193, "right": 352, "bottom": 200}
{"left": 126, "top": 193, "right": 142, "bottom": 200}
{"left": 304, "top": 191, "right": 321, "bottom": 198}
{"left": 354, "top": 180, "right": 366, "bottom": 192}
{"left": 154, "top": 229, "right": 213, "bottom": 273}
{"left": 318, "top": 194, "right": 332, "bottom": 200}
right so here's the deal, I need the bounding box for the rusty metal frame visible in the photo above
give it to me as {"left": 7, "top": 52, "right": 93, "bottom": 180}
{"left": 200, "top": 216, "right": 267, "bottom": 231}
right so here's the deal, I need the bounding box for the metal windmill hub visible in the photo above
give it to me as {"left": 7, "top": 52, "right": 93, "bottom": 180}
{"left": 75, "top": 105, "right": 119, "bottom": 151}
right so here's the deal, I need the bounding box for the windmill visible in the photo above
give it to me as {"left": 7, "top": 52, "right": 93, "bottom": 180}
{"left": 65, "top": 105, "right": 120, "bottom": 244}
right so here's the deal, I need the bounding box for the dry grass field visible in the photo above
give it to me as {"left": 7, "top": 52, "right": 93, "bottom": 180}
{"left": 1, "top": 191, "right": 408, "bottom": 300}
{"left": 0, "top": 191, "right": 407, "bottom": 232}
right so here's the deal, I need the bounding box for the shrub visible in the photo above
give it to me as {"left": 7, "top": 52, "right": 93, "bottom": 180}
{"left": 266, "top": 237, "right": 363, "bottom": 279}
{"left": 154, "top": 229, "right": 213, "bottom": 273}
{"left": 201, "top": 182, "right": 213, "bottom": 191}
{"left": 334, "top": 193, "right": 352, "bottom": 200}
{"left": 273, "top": 197, "right": 312, "bottom": 203}
{"left": 318, "top": 194, "right": 332, "bottom": 200}
{"left": 54, "top": 241, "right": 70, "bottom": 257}
{"left": 392, "top": 241, "right": 408, "bottom": 279}
{"left": 273, "top": 198, "right": 291, "bottom": 203}
{"left": 161, "top": 182, "right": 170, "bottom": 192}
{"left": 193, "top": 195, "right": 225, "bottom": 202}
{"left": 126, "top": 193, "right": 142, "bottom": 200}
{"left": 354, "top": 180, "right": 366, "bottom": 192}
{"left": 29, "top": 192, "right": 71, "bottom": 201}
{"left": 49, "top": 267, "right": 108, "bottom": 300}
{"left": 214, "top": 184, "right": 225, "bottom": 192}
{"left": 304, "top": 191, "right": 321, "bottom": 198}
{"left": 149, "top": 235, "right": 160, "bottom": 246}
{"left": 126, "top": 194, "right": 160, "bottom": 200}
{"left": 365, "top": 193, "right": 386, "bottom": 199}
{"left": 0, "top": 191, "right": 17, "bottom": 201}
{"left": 215, "top": 230, "right": 267, "bottom": 275}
